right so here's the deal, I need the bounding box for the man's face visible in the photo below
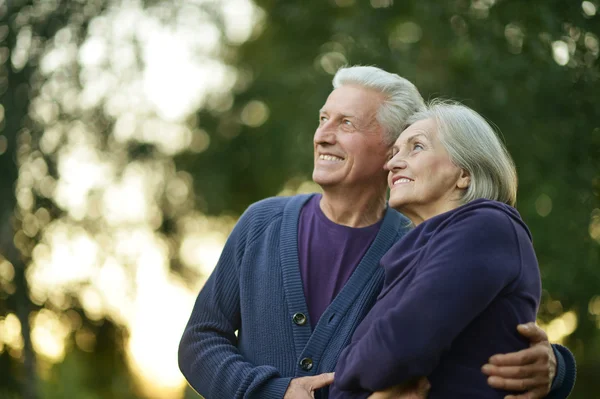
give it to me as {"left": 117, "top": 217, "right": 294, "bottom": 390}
{"left": 312, "top": 85, "right": 390, "bottom": 192}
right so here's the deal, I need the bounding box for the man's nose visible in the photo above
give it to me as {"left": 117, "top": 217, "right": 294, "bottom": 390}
{"left": 314, "top": 124, "right": 336, "bottom": 145}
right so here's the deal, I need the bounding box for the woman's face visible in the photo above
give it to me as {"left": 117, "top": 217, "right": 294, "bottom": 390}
{"left": 385, "top": 118, "right": 470, "bottom": 225}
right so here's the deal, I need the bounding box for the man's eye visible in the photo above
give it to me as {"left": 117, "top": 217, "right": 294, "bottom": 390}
{"left": 414, "top": 143, "right": 424, "bottom": 151}
{"left": 343, "top": 119, "right": 352, "bottom": 126}
{"left": 319, "top": 116, "right": 328, "bottom": 122}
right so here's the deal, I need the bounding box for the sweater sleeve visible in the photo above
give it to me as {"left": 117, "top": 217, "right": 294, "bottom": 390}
{"left": 178, "top": 207, "right": 291, "bottom": 399}
{"left": 547, "top": 344, "right": 577, "bottom": 398}
{"left": 334, "top": 208, "right": 527, "bottom": 393}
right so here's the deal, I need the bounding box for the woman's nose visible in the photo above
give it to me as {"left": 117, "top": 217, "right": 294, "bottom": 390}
{"left": 385, "top": 155, "right": 407, "bottom": 171}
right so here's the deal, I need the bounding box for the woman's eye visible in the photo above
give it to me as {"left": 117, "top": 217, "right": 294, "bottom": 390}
{"left": 414, "top": 143, "right": 424, "bottom": 151}
{"left": 319, "top": 116, "right": 327, "bottom": 123}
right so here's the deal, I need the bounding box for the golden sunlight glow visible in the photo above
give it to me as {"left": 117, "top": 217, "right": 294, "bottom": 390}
{"left": 39, "top": 41, "right": 77, "bottom": 76}
{"left": 102, "top": 165, "right": 151, "bottom": 226}
{"left": 589, "top": 296, "right": 600, "bottom": 328}
{"left": 31, "top": 309, "right": 70, "bottom": 362}
{"left": 221, "top": 0, "right": 264, "bottom": 44}
{"left": 142, "top": 28, "right": 232, "bottom": 122}
{"left": 128, "top": 252, "right": 199, "bottom": 398}
{"left": 29, "top": 224, "right": 98, "bottom": 288}
{"left": 552, "top": 41, "right": 570, "bottom": 66}
{"left": 389, "top": 21, "right": 423, "bottom": 48}
{"left": 582, "top": 1, "right": 597, "bottom": 17}
{"left": 319, "top": 52, "right": 348, "bottom": 75}
{"left": 21, "top": 0, "right": 260, "bottom": 397}
{"left": 80, "top": 286, "right": 105, "bottom": 322}
{"left": 96, "top": 256, "right": 131, "bottom": 325}
{"left": 241, "top": 100, "right": 270, "bottom": 127}
{"left": 177, "top": 213, "right": 233, "bottom": 274}
{"left": 1, "top": 313, "right": 24, "bottom": 350}
{"left": 54, "top": 142, "right": 113, "bottom": 220}
{"left": 0, "top": 259, "right": 15, "bottom": 282}
{"left": 180, "top": 233, "right": 227, "bottom": 277}
{"left": 539, "top": 311, "right": 578, "bottom": 344}
{"left": 589, "top": 295, "right": 600, "bottom": 315}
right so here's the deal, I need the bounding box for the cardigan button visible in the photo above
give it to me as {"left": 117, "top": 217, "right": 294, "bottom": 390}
{"left": 292, "top": 313, "right": 307, "bottom": 326}
{"left": 299, "top": 357, "right": 313, "bottom": 371}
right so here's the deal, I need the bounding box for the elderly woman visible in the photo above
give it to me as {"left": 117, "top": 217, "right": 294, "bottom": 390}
{"left": 330, "top": 101, "right": 542, "bottom": 398}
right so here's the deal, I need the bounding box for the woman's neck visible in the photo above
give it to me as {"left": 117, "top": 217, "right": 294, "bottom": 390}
{"left": 399, "top": 199, "right": 463, "bottom": 227}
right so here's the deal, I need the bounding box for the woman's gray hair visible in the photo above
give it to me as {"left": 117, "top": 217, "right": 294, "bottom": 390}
{"left": 407, "top": 100, "right": 518, "bottom": 206}
{"left": 333, "top": 66, "right": 425, "bottom": 145}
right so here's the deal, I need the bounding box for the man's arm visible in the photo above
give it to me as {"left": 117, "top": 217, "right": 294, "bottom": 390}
{"left": 284, "top": 374, "right": 335, "bottom": 399}
{"left": 365, "top": 331, "right": 577, "bottom": 399}
{"left": 547, "top": 344, "right": 576, "bottom": 398}
{"left": 178, "top": 210, "right": 291, "bottom": 399}
{"left": 483, "top": 323, "right": 577, "bottom": 399}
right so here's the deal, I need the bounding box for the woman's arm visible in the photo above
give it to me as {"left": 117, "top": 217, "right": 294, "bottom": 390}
{"left": 334, "top": 207, "right": 534, "bottom": 393}
{"left": 368, "top": 378, "right": 430, "bottom": 399}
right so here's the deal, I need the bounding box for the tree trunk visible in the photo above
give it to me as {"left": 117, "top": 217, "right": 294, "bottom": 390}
{"left": 0, "top": 216, "right": 37, "bottom": 399}
{"left": 1, "top": 1, "right": 38, "bottom": 397}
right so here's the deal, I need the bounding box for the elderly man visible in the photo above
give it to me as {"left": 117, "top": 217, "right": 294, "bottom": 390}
{"left": 178, "top": 66, "right": 575, "bottom": 399}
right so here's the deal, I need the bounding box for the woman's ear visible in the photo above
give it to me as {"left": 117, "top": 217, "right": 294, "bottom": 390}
{"left": 457, "top": 169, "right": 470, "bottom": 189}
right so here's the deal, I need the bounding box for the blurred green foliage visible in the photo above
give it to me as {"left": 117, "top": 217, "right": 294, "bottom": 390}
{"left": 0, "top": 0, "right": 598, "bottom": 398}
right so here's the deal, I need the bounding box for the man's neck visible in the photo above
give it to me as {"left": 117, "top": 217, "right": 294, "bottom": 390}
{"left": 319, "top": 187, "right": 387, "bottom": 228}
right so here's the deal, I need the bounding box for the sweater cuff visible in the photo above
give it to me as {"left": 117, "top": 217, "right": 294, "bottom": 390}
{"left": 550, "top": 345, "right": 566, "bottom": 392}
{"left": 250, "top": 377, "right": 293, "bottom": 399}
{"left": 548, "top": 344, "right": 577, "bottom": 398}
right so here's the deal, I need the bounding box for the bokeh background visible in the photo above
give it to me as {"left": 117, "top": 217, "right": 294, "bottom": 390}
{"left": 0, "top": 0, "right": 598, "bottom": 398}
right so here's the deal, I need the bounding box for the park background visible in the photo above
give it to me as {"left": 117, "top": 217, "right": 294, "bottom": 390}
{"left": 0, "top": 0, "right": 599, "bottom": 398}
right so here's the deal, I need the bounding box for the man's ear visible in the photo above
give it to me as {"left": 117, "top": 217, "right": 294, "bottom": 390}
{"left": 457, "top": 169, "right": 470, "bottom": 190}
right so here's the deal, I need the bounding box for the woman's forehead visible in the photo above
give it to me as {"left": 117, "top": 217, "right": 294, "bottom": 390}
{"left": 397, "top": 119, "right": 436, "bottom": 143}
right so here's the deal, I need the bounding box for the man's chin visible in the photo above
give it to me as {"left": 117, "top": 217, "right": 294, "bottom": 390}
{"left": 312, "top": 172, "right": 337, "bottom": 188}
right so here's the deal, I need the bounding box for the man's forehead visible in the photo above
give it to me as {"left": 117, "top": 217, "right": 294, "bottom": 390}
{"left": 321, "top": 86, "right": 381, "bottom": 116}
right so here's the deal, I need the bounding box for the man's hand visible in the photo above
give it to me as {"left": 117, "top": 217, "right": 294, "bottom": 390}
{"left": 482, "top": 323, "right": 556, "bottom": 399}
{"left": 283, "top": 373, "right": 335, "bottom": 399}
{"left": 368, "top": 377, "right": 430, "bottom": 399}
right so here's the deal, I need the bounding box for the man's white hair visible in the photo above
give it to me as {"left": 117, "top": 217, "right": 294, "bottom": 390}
{"left": 408, "top": 100, "right": 518, "bottom": 206}
{"left": 332, "top": 66, "right": 425, "bottom": 144}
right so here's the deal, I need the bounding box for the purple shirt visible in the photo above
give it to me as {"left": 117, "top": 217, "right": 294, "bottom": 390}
{"left": 298, "top": 194, "right": 382, "bottom": 328}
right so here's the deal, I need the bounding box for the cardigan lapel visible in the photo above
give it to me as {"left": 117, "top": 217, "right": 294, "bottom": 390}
{"left": 279, "top": 194, "right": 411, "bottom": 363}
{"left": 280, "top": 194, "right": 315, "bottom": 359}
{"left": 303, "top": 206, "right": 411, "bottom": 363}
